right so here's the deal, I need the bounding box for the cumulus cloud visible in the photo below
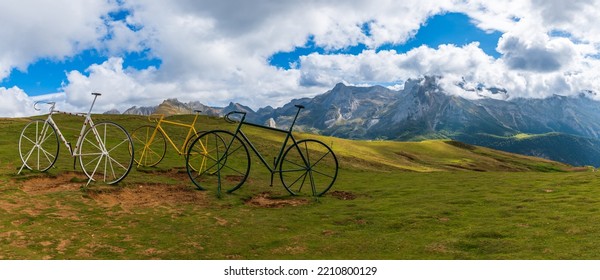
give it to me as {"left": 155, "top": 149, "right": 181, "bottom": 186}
{"left": 103, "top": 0, "right": 600, "bottom": 106}
{"left": 0, "top": 0, "right": 117, "bottom": 80}
{"left": 0, "top": 87, "right": 37, "bottom": 117}
{"left": 60, "top": 57, "right": 303, "bottom": 112}
{"left": 451, "top": 0, "right": 529, "bottom": 32}
{"left": 62, "top": 57, "right": 174, "bottom": 112}
{"left": 498, "top": 34, "right": 577, "bottom": 72}
{"left": 3, "top": 0, "right": 600, "bottom": 117}
{"left": 298, "top": 43, "right": 498, "bottom": 88}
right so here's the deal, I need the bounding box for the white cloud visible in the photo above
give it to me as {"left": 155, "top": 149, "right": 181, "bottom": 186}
{"left": 113, "top": 0, "right": 457, "bottom": 96}
{"left": 498, "top": 33, "right": 577, "bottom": 72}
{"left": 451, "top": 0, "right": 530, "bottom": 32}
{"left": 298, "top": 43, "right": 499, "bottom": 88}
{"left": 532, "top": 0, "right": 600, "bottom": 42}
{"left": 0, "top": 0, "right": 118, "bottom": 80}
{"left": 103, "top": 19, "right": 149, "bottom": 55}
{"left": 3, "top": 0, "right": 600, "bottom": 117}
{"left": 0, "top": 87, "right": 37, "bottom": 117}
{"left": 62, "top": 57, "right": 174, "bottom": 112}
{"left": 106, "top": 0, "right": 600, "bottom": 107}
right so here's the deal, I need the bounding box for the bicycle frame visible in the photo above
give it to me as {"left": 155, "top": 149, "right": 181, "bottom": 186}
{"left": 187, "top": 103, "right": 337, "bottom": 197}
{"left": 52, "top": 95, "right": 101, "bottom": 157}
{"left": 18, "top": 93, "right": 119, "bottom": 185}
{"left": 225, "top": 105, "right": 304, "bottom": 186}
{"left": 133, "top": 111, "right": 202, "bottom": 169}
{"left": 146, "top": 112, "right": 201, "bottom": 155}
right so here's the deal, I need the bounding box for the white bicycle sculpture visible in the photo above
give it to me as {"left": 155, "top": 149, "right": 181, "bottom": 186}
{"left": 17, "top": 92, "right": 134, "bottom": 185}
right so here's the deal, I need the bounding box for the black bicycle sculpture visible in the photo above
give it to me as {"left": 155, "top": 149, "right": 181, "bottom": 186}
{"left": 185, "top": 105, "right": 338, "bottom": 197}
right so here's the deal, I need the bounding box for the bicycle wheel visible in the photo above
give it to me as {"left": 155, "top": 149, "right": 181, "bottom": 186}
{"left": 131, "top": 125, "right": 166, "bottom": 167}
{"left": 18, "top": 120, "right": 59, "bottom": 172}
{"left": 186, "top": 130, "right": 250, "bottom": 194}
{"left": 185, "top": 131, "right": 223, "bottom": 172}
{"left": 79, "top": 122, "right": 134, "bottom": 184}
{"left": 280, "top": 139, "right": 338, "bottom": 196}
{"left": 183, "top": 131, "right": 203, "bottom": 155}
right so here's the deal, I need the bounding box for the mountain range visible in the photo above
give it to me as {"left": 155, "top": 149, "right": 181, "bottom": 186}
{"left": 107, "top": 76, "right": 600, "bottom": 167}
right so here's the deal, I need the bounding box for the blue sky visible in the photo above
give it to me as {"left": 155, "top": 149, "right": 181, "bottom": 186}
{"left": 2, "top": 12, "right": 501, "bottom": 96}
{"left": 1, "top": 1, "right": 600, "bottom": 117}
{"left": 269, "top": 13, "right": 502, "bottom": 70}
{"left": 0, "top": 7, "right": 160, "bottom": 96}
{"left": 1, "top": 49, "right": 161, "bottom": 96}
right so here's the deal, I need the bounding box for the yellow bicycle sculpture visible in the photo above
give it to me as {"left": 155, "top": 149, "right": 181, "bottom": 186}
{"left": 131, "top": 110, "right": 206, "bottom": 169}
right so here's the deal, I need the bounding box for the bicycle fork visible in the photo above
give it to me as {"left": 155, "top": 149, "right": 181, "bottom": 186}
{"left": 84, "top": 126, "right": 111, "bottom": 186}
{"left": 137, "top": 127, "right": 160, "bottom": 167}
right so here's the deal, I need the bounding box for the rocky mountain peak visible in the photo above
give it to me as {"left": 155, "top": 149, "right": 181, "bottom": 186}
{"left": 155, "top": 98, "right": 193, "bottom": 116}
{"left": 122, "top": 105, "right": 157, "bottom": 115}
{"left": 332, "top": 82, "right": 347, "bottom": 90}
{"left": 223, "top": 102, "right": 255, "bottom": 113}
{"left": 103, "top": 109, "right": 121, "bottom": 114}
{"left": 403, "top": 76, "right": 440, "bottom": 93}
{"left": 114, "top": 78, "right": 600, "bottom": 166}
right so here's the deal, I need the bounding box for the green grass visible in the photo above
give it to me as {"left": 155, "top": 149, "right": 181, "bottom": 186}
{"left": 479, "top": 132, "right": 560, "bottom": 141}
{"left": 1, "top": 114, "right": 599, "bottom": 259}
{"left": 514, "top": 133, "right": 535, "bottom": 139}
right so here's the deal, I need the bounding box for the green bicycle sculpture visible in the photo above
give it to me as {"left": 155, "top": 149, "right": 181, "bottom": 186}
{"left": 185, "top": 105, "right": 338, "bottom": 197}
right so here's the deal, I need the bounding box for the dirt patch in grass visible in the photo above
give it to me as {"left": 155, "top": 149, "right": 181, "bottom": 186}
{"left": 426, "top": 242, "right": 450, "bottom": 254}
{"left": 244, "top": 192, "right": 309, "bottom": 208}
{"left": 0, "top": 200, "right": 20, "bottom": 212}
{"left": 86, "top": 183, "right": 209, "bottom": 209}
{"left": 56, "top": 239, "right": 71, "bottom": 254}
{"left": 270, "top": 245, "right": 307, "bottom": 255}
{"left": 20, "top": 172, "right": 86, "bottom": 195}
{"left": 329, "top": 190, "right": 356, "bottom": 200}
{"left": 18, "top": 172, "right": 209, "bottom": 209}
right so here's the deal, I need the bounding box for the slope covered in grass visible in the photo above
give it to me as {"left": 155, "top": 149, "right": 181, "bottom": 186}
{"left": 320, "top": 136, "right": 572, "bottom": 173}
{"left": 459, "top": 132, "right": 600, "bottom": 167}
{"left": 1, "top": 114, "right": 572, "bottom": 177}
{"left": 1, "top": 114, "right": 597, "bottom": 260}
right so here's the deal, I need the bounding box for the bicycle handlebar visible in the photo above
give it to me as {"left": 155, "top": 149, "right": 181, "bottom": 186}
{"left": 33, "top": 101, "right": 42, "bottom": 111}
{"left": 225, "top": 111, "right": 246, "bottom": 123}
{"left": 33, "top": 101, "right": 56, "bottom": 112}
{"left": 31, "top": 92, "right": 100, "bottom": 115}
{"left": 224, "top": 105, "right": 304, "bottom": 125}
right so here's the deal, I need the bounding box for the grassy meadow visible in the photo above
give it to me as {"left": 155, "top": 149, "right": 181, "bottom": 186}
{"left": 1, "top": 113, "right": 600, "bottom": 259}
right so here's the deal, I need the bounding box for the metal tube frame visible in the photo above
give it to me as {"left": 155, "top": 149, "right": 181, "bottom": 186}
{"left": 17, "top": 93, "right": 117, "bottom": 185}
{"left": 225, "top": 106, "right": 307, "bottom": 186}
{"left": 138, "top": 112, "right": 201, "bottom": 161}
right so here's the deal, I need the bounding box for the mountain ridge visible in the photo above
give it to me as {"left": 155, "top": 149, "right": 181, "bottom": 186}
{"left": 105, "top": 76, "right": 600, "bottom": 166}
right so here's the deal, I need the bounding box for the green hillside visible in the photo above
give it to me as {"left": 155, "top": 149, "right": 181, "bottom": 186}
{"left": 458, "top": 132, "right": 600, "bottom": 167}
{"left": 1, "top": 114, "right": 599, "bottom": 259}
{"left": 2, "top": 114, "right": 571, "bottom": 177}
